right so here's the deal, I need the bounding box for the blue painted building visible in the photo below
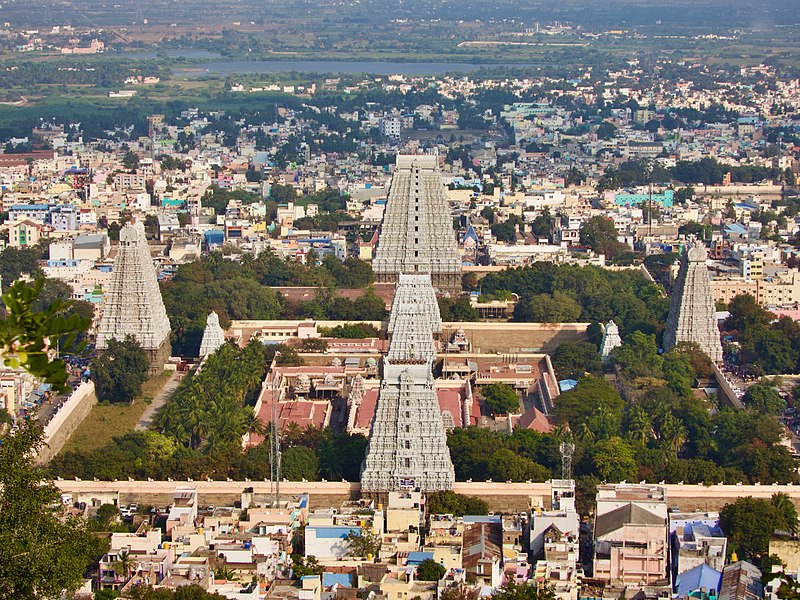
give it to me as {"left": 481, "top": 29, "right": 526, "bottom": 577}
{"left": 614, "top": 189, "right": 674, "bottom": 208}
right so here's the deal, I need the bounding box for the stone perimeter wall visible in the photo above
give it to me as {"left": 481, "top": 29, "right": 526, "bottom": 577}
{"left": 54, "top": 479, "right": 800, "bottom": 512}
{"left": 37, "top": 381, "right": 96, "bottom": 464}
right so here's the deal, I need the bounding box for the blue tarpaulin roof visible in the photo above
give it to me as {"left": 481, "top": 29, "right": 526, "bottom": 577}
{"left": 559, "top": 379, "right": 578, "bottom": 392}
{"left": 407, "top": 552, "right": 434, "bottom": 566}
{"left": 323, "top": 573, "right": 352, "bottom": 588}
{"left": 310, "top": 526, "right": 360, "bottom": 539}
{"left": 676, "top": 564, "right": 722, "bottom": 597}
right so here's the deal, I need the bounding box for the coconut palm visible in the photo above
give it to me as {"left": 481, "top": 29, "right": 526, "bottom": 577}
{"left": 658, "top": 413, "right": 687, "bottom": 459}
{"left": 113, "top": 549, "right": 136, "bottom": 583}
{"left": 577, "top": 421, "right": 595, "bottom": 445}
{"left": 626, "top": 406, "right": 654, "bottom": 447}
{"left": 772, "top": 492, "right": 799, "bottom": 534}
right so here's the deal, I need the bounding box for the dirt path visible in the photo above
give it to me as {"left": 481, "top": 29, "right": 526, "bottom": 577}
{"left": 135, "top": 372, "right": 180, "bottom": 431}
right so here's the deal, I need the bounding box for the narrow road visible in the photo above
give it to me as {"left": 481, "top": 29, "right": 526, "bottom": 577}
{"left": 136, "top": 372, "right": 180, "bottom": 431}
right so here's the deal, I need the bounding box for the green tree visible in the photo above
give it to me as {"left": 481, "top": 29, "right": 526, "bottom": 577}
{"left": 514, "top": 291, "right": 582, "bottom": 323}
{"left": 345, "top": 528, "right": 382, "bottom": 559}
{"left": 613, "top": 331, "right": 663, "bottom": 380}
{"left": 291, "top": 554, "right": 323, "bottom": 579}
{"left": 591, "top": 437, "right": 638, "bottom": 482}
{"left": 725, "top": 294, "right": 774, "bottom": 332}
{"left": 552, "top": 342, "right": 603, "bottom": 379}
{"left": 91, "top": 335, "right": 150, "bottom": 404}
{"left": 122, "top": 150, "right": 140, "bottom": 171}
{"left": 743, "top": 382, "right": 785, "bottom": 415}
{"left": 416, "top": 558, "right": 447, "bottom": 581}
{"left": 438, "top": 296, "right": 479, "bottom": 321}
{"left": 0, "top": 279, "right": 90, "bottom": 392}
{"left": 720, "top": 496, "right": 784, "bottom": 560}
{"left": 491, "top": 581, "right": 556, "bottom": 600}
{"left": 0, "top": 420, "right": 101, "bottom": 599}
{"left": 0, "top": 246, "right": 43, "bottom": 288}
{"left": 662, "top": 350, "right": 695, "bottom": 397}
{"left": 487, "top": 448, "right": 551, "bottom": 482}
{"left": 281, "top": 446, "right": 319, "bottom": 481}
{"left": 579, "top": 216, "right": 620, "bottom": 258}
{"left": 427, "top": 490, "right": 488, "bottom": 516}
{"left": 482, "top": 383, "right": 520, "bottom": 415}
{"left": 269, "top": 183, "right": 299, "bottom": 203}
{"left": 553, "top": 376, "right": 624, "bottom": 431}
{"left": 596, "top": 122, "right": 617, "bottom": 140}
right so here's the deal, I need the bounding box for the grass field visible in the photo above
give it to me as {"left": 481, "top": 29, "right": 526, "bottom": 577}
{"left": 60, "top": 371, "right": 173, "bottom": 454}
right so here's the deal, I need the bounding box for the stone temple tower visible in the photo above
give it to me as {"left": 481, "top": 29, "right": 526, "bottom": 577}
{"left": 361, "top": 273, "right": 455, "bottom": 493}
{"left": 96, "top": 221, "right": 172, "bottom": 373}
{"left": 599, "top": 320, "right": 622, "bottom": 365}
{"left": 199, "top": 311, "right": 226, "bottom": 359}
{"left": 663, "top": 245, "right": 723, "bottom": 362}
{"left": 373, "top": 155, "right": 462, "bottom": 293}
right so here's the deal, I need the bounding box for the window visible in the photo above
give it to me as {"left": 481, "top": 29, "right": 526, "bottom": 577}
{"left": 404, "top": 458, "right": 411, "bottom": 467}
{"left": 405, "top": 440, "right": 411, "bottom": 449}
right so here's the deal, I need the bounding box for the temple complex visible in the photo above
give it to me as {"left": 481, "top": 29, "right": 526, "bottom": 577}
{"left": 663, "top": 245, "right": 724, "bottom": 362}
{"left": 96, "top": 221, "right": 172, "bottom": 373}
{"left": 199, "top": 311, "right": 226, "bottom": 359}
{"left": 373, "top": 155, "right": 462, "bottom": 293}
{"left": 360, "top": 274, "right": 455, "bottom": 493}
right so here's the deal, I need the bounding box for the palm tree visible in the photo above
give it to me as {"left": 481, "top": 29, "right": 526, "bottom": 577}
{"left": 577, "top": 421, "right": 595, "bottom": 445}
{"left": 215, "top": 563, "right": 237, "bottom": 581}
{"left": 658, "top": 414, "right": 687, "bottom": 459}
{"left": 626, "top": 406, "right": 653, "bottom": 447}
{"left": 244, "top": 412, "right": 266, "bottom": 445}
{"left": 772, "top": 493, "right": 799, "bottom": 534}
{"left": 113, "top": 549, "right": 136, "bottom": 583}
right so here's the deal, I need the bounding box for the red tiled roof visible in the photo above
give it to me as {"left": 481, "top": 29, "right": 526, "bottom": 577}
{"left": 516, "top": 406, "right": 554, "bottom": 433}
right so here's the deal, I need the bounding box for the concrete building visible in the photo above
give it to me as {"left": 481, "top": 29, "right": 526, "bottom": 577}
{"left": 530, "top": 479, "right": 580, "bottom": 561}
{"left": 669, "top": 512, "right": 727, "bottom": 581}
{"left": 593, "top": 484, "right": 669, "bottom": 587}
{"left": 7, "top": 218, "right": 42, "bottom": 248}
{"left": 719, "top": 562, "right": 762, "bottom": 600}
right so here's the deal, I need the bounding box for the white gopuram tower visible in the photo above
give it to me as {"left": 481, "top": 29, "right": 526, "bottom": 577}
{"left": 360, "top": 274, "right": 455, "bottom": 494}
{"left": 663, "top": 245, "right": 723, "bottom": 362}
{"left": 199, "top": 311, "right": 226, "bottom": 359}
{"left": 96, "top": 221, "right": 172, "bottom": 373}
{"left": 373, "top": 155, "right": 462, "bottom": 293}
{"left": 599, "top": 320, "right": 622, "bottom": 365}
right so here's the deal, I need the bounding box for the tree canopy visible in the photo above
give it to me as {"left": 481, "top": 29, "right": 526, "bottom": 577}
{"left": 482, "top": 383, "right": 520, "bottom": 415}
{"left": 0, "top": 421, "right": 102, "bottom": 599}
{"left": 91, "top": 335, "right": 150, "bottom": 404}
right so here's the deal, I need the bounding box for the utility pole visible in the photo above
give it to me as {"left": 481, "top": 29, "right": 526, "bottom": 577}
{"left": 270, "top": 352, "right": 282, "bottom": 507}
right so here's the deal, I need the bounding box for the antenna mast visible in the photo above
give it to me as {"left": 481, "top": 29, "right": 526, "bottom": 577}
{"left": 559, "top": 441, "right": 575, "bottom": 480}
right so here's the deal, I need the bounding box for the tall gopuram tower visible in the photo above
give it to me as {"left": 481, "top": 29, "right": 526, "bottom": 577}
{"left": 373, "top": 155, "right": 462, "bottom": 293}
{"left": 96, "top": 221, "right": 172, "bottom": 373}
{"left": 360, "top": 274, "right": 455, "bottom": 494}
{"left": 663, "top": 245, "right": 723, "bottom": 362}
